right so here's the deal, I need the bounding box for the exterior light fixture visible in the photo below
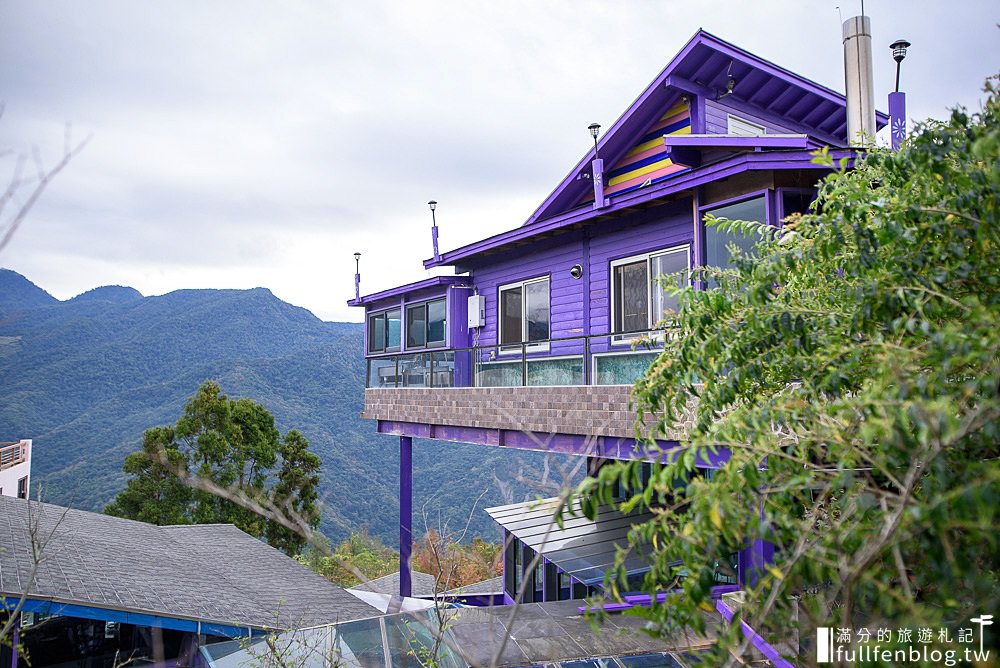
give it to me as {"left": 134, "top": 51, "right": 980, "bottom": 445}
{"left": 427, "top": 201, "right": 440, "bottom": 262}
{"left": 569, "top": 264, "right": 583, "bottom": 280}
{"left": 890, "top": 39, "right": 911, "bottom": 92}
{"left": 353, "top": 252, "right": 361, "bottom": 301}
{"left": 588, "top": 123, "right": 601, "bottom": 160}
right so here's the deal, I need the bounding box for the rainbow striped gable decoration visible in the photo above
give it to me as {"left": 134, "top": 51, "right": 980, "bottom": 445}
{"left": 582, "top": 102, "right": 691, "bottom": 204}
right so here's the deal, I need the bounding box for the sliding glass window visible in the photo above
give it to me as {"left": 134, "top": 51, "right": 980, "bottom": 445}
{"left": 367, "top": 308, "right": 401, "bottom": 354}
{"left": 405, "top": 298, "right": 446, "bottom": 349}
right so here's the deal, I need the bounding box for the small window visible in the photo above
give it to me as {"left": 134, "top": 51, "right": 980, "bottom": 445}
{"left": 367, "top": 308, "right": 401, "bottom": 353}
{"left": 611, "top": 245, "right": 690, "bottom": 338}
{"left": 499, "top": 277, "right": 550, "bottom": 351}
{"left": 405, "top": 299, "right": 446, "bottom": 349}
{"left": 17, "top": 476, "right": 28, "bottom": 499}
{"left": 704, "top": 195, "right": 767, "bottom": 276}
{"left": 727, "top": 114, "right": 766, "bottom": 136}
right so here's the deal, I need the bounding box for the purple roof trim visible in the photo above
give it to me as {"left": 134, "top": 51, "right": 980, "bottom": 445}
{"left": 347, "top": 275, "right": 467, "bottom": 307}
{"left": 424, "top": 148, "right": 857, "bottom": 268}
{"left": 521, "top": 29, "right": 887, "bottom": 229}
{"left": 664, "top": 134, "right": 810, "bottom": 149}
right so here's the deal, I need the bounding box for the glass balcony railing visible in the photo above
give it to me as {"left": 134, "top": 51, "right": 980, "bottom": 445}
{"left": 365, "top": 331, "right": 668, "bottom": 389}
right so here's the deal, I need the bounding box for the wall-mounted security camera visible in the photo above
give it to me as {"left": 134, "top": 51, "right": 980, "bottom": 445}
{"left": 569, "top": 264, "right": 584, "bottom": 279}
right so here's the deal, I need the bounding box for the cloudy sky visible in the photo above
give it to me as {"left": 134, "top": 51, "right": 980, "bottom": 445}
{"left": 1, "top": 1, "right": 996, "bottom": 322}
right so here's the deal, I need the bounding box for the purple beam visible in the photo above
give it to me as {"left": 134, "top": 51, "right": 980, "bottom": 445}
{"left": 400, "top": 435, "right": 413, "bottom": 598}
{"left": 591, "top": 158, "right": 605, "bottom": 209}
{"left": 354, "top": 271, "right": 360, "bottom": 302}
{"left": 347, "top": 275, "right": 467, "bottom": 308}
{"left": 888, "top": 91, "right": 906, "bottom": 151}
{"left": 578, "top": 585, "right": 740, "bottom": 613}
{"left": 664, "top": 134, "right": 809, "bottom": 150}
{"left": 716, "top": 598, "right": 795, "bottom": 668}
{"left": 431, "top": 224, "right": 440, "bottom": 263}
{"left": 374, "top": 419, "right": 732, "bottom": 467}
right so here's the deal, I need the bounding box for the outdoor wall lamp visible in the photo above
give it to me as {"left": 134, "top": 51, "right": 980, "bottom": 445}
{"left": 570, "top": 264, "right": 584, "bottom": 279}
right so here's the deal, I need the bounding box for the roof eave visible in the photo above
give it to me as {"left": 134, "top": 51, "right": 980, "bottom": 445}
{"left": 424, "top": 147, "right": 858, "bottom": 269}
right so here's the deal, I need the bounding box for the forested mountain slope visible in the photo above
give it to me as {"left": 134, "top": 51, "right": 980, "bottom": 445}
{"left": 0, "top": 269, "right": 560, "bottom": 543}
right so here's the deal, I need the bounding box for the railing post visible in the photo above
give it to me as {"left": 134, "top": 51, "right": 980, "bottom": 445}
{"left": 522, "top": 342, "right": 528, "bottom": 386}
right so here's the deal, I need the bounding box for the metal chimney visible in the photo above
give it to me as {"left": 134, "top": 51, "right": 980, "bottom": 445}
{"left": 842, "top": 15, "right": 876, "bottom": 146}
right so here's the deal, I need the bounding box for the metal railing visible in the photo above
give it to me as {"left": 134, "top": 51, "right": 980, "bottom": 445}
{"left": 365, "top": 330, "right": 669, "bottom": 389}
{"left": 0, "top": 441, "right": 28, "bottom": 472}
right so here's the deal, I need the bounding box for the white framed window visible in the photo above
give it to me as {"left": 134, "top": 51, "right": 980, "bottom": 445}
{"left": 727, "top": 114, "right": 766, "bottom": 136}
{"left": 499, "top": 276, "right": 550, "bottom": 352}
{"left": 611, "top": 244, "right": 690, "bottom": 340}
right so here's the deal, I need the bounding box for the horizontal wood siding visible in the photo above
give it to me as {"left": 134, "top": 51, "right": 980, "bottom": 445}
{"left": 705, "top": 99, "right": 796, "bottom": 135}
{"left": 466, "top": 198, "right": 694, "bottom": 350}
{"left": 587, "top": 199, "right": 693, "bottom": 341}
{"left": 467, "top": 233, "right": 586, "bottom": 347}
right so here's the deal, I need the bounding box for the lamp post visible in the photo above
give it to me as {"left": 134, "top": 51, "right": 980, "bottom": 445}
{"left": 890, "top": 39, "right": 910, "bottom": 93}
{"left": 888, "top": 39, "right": 911, "bottom": 151}
{"left": 353, "top": 252, "right": 361, "bottom": 301}
{"left": 428, "top": 200, "right": 440, "bottom": 263}
{"left": 588, "top": 123, "right": 601, "bottom": 160}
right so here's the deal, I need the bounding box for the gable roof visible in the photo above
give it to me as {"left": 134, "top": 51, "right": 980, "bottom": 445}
{"left": 0, "top": 497, "right": 378, "bottom": 633}
{"left": 523, "top": 28, "right": 887, "bottom": 227}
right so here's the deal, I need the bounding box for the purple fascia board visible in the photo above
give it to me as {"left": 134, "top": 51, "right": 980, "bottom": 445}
{"left": 424, "top": 148, "right": 855, "bottom": 269}
{"left": 347, "top": 275, "right": 468, "bottom": 308}
{"left": 665, "top": 134, "right": 809, "bottom": 150}
{"left": 716, "top": 598, "right": 796, "bottom": 668}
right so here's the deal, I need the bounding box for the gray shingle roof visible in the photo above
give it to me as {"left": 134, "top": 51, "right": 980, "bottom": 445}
{"left": 445, "top": 575, "right": 503, "bottom": 595}
{"left": 356, "top": 570, "right": 437, "bottom": 597}
{"left": 0, "top": 496, "right": 378, "bottom": 630}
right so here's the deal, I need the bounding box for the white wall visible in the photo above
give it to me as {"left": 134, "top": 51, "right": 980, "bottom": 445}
{"left": 0, "top": 439, "right": 31, "bottom": 498}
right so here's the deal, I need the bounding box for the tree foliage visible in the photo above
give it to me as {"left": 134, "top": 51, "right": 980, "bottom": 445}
{"left": 582, "top": 79, "right": 1000, "bottom": 660}
{"left": 105, "top": 380, "right": 322, "bottom": 554}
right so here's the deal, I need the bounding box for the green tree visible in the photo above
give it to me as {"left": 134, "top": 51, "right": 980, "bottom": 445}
{"left": 103, "top": 426, "right": 192, "bottom": 525}
{"left": 106, "top": 380, "right": 322, "bottom": 553}
{"left": 582, "top": 79, "right": 1000, "bottom": 660}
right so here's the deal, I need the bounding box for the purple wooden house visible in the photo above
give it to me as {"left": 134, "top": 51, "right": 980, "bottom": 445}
{"left": 350, "top": 27, "right": 892, "bottom": 604}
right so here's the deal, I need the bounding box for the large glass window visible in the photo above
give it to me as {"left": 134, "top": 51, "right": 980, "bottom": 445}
{"left": 611, "top": 245, "right": 689, "bottom": 337}
{"left": 405, "top": 298, "right": 446, "bottom": 349}
{"left": 367, "top": 308, "right": 401, "bottom": 353}
{"left": 499, "top": 277, "right": 550, "bottom": 350}
{"left": 704, "top": 195, "right": 767, "bottom": 272}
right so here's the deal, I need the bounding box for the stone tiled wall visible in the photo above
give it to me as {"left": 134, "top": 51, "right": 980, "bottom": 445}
{"left": 363, "top": 386, "right": 692, "bottom": 441}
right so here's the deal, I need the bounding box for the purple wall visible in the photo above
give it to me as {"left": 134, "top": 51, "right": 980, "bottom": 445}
{"left": 705, "top": 99, "right": 797, "bottom": 135}
{"left": 462, "top": 198, "right": 694, "bottom": 348}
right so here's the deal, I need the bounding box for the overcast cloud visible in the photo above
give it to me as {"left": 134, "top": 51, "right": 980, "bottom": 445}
{"left": 1, "top": 1, "right": 997, "bottom": 321}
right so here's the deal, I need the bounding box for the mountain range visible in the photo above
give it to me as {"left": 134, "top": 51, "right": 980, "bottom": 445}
{"left": 0, "top": 269, "right": 559, "bottom": 545}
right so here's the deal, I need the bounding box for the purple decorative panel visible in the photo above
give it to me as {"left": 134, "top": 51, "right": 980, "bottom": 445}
{"left": 888, "top": 91, "right": 906, "bottom": 151}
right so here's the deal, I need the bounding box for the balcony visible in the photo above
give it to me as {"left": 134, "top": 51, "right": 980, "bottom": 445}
{"left": 364, "top": 332, "right": 668, "bottom": 389}
{"left": 362, "top": 333, "right": 699, "bottom": 451}
{"left": 0, "top": 441, "right": 29, "bottom": 472}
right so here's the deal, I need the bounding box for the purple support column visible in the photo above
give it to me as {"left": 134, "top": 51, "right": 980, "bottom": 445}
{"left": 11, "top": 614, "right": 19, "bottom": 668}
{"left": 591, "top": 158, "right": 605, "bottom": 209}
{"left": 888, "top": 91, "right": 906, "bottom": 151}
{"left": 400, "top": 435, "right": 413, "bottom": 598}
